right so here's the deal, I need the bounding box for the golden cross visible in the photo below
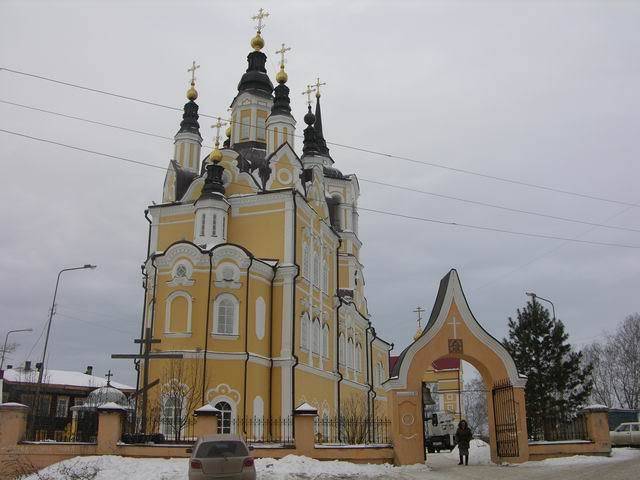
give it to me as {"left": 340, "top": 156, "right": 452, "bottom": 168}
{"left": 413, "top": 306, "right": 425, "bottom": 329}
{"left": 275, "top": 43, "right": 291, "bottom": 68}
{"left": 252, "top": 8, "right": 269, "bottom": 33}
{"left": 211, "top": 117, "right": 227, "bottom": 145}
{"left": 187, "top": 61, "right": 200, "bottom": 85}
{"left": 302, "top": 85, "right": 317, "bottom": 106}
{"left": 314, "top": 77, "right": 326, "bottom": 98}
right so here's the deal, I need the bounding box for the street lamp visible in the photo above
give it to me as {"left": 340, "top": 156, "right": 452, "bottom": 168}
{"left": 1, "top": 328, "right": 33, "bottom": 370}
{"left": 32, "top": 265, "right": 97, "bottom": 422}
{"left": 525, "top": 292, "right": 556, "bottom": 320}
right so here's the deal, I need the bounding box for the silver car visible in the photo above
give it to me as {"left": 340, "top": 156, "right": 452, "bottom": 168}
{"left": 188, "top": 434, "right": 256, "bottom": 480}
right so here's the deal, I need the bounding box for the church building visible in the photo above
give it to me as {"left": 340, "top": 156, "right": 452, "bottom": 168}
{"left": 138, "top": 12, "right": 392, "bottom": 432}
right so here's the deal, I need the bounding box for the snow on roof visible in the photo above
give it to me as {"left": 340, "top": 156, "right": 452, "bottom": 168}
{"left": 295, "top": 402, "right": 317, "bottom": 413}
{"left": 195, "top": 404, "right": 220, "bottom": 413}
{"left": 2, "top": 368, "right": 134, "bottom": 391}
{"left": 97, "top": 402, "right": 129, "bottom": 411}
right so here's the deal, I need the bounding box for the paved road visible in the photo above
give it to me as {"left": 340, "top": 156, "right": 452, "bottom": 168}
{"left": 421, "top": 448, "right": 640, "bottom": 480}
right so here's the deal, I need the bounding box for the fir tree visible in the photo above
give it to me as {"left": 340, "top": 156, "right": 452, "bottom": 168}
{"left": 503, "top": 299, "right": 593, "bottom": 436}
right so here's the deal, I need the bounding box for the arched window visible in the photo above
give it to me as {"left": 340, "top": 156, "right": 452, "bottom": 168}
{"left": 255, "top": 297, "right": 266, "bottom": 340}
{"left": 302, "top": 244, "right": 310, "bottom": 280}
{"left": 211, "top": 214, "right": 218, "bottom": 236}
{"left": 328, "top": 194, "right": 342, "bottom": 230}
{"left": 215, "top": 401, "right": 233, "bottom": 434}
{"left": 300, "top": 313, "right": 310, "bottom": 350}
{"left": 322, "top": 260, "right": 329, "bottom": 293}
{"left": 312, "top": 319, "right": 321, "bottom": 354}
{"left": 355, "top": 343, "right": 362, "bottom": 372}
{"left": 313, "top": 253, "right": 320, "bottom": 287}
{"left": 214, "top": 294, "right": 239, "bottom": 335}
{"left": 253, "top": 396, "right": 264, "bottom": 440}
{"left": 160, "top": 396, "right": 183, "bottom": 440}
{"left": 338, "top": 334, "right": 345, "bottom": 365}
{"left": 322, "top": 324, "right": 329, "bottom": 358}
{"left": 164, "top": 291, "right": 192, "bottom": 334}
{"left": 346, "top": 339, "right": 354, "bottom": 369}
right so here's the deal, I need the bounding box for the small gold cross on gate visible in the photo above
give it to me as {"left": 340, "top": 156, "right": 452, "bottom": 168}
{"left": 314, "top": 77, "right": 326, "bottom": 98}
{"left": 187, "top": 61, "right": 200, "bottom": 85}
{"left": 252, "top": 8, "right": 269, "bottom": 33}
{"left": 275, "top": 43, "right": 291, "bottom": 68}
{"left": 413, "top": 306, "right": 425, "bottom": 330}
{"left": 302, "top": 85, "right": 317, "bottom": 106}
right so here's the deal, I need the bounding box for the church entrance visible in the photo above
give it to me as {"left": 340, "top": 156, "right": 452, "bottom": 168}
{"left": 385, "top": 270, "right": 529, "bottom": 465}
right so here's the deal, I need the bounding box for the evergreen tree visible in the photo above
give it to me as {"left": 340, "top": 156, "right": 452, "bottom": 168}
{"left": 503, "top": 299, "right": 593, "bottom": 436}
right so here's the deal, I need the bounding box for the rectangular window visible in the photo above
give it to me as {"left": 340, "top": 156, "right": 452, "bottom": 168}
{"left": 200, "top": 214, "right": 206, "bottom": 236}
{"left": 55, "top": 396, "right": 69, "bottom": 418}
{"left": 256, "top": 112, "right": 267, "bottom": 141}
{"left": 211, "top": 214, "right": 217, "bottom": 236}
{"left": 240, "top": 111, "right": 251, "bottom": 140}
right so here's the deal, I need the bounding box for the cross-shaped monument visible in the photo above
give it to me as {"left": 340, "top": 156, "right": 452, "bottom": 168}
{"left": 104, "top": 369, "right": 113, "bottom": 386}
{"left": 112, "top": 327, "right": 183, "bottom": 433}
{"left": 252, "top": 8, "right": 269, "bottom": 33}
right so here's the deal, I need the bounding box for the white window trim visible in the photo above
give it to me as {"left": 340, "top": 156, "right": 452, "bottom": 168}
{"left": 213, "top": 293, "right": 239, "bottom": 336}
{"left": 301, "top": 313, "right": 310, "bottom": 351}
{"left": 211, "top": 396, "right": 237, "bottom": 434}
{"left": 322, "top": 324, "right": 330, "bottom": 358}
{"left": 164, "top": 291, "right": 193, "bottom": 335}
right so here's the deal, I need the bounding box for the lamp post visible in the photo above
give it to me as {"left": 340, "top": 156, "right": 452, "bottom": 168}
{"left": 32, "top": 265, "right": 97, "bottom": 423}
{"left": 525, "top": 292, "right": 556, "bottom": 320}
{"left": 1, "top": 328, "right": 33, "bottom": 370}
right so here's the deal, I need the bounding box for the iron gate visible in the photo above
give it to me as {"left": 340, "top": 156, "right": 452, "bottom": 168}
{"left": 492, "top": 379, "right": 519, "bottom": 458}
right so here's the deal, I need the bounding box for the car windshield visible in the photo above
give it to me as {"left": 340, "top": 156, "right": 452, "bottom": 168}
{"left": 196, "top": 441, "right": 249, "bottom": 458}
{"left": 615, "top": 424, "right": 630, "bottom": 432}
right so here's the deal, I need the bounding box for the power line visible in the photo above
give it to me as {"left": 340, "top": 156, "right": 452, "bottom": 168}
{"left": 357, "top": 207, "right": 640, "bottom": 249}
{"left": 2, "top": 99, "right": 638, "bottom": 234}
{"left": 2, "top": 66, "right": 638, "bottom": 208}
{"left": 56, "top": 313, "right": 136, "bottom": 336}
{"left": 2, "top": 127, "right": 639, "bottom": 250}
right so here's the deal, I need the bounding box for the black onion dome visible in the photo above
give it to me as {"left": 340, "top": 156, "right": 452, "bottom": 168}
{"left": 271, "top": 83, "right": 292, "bottom": 116}
{"left": 238, "top": 51, "right": 274, "bottom": 97}
{"left": 177, "top": 100, "right": 200, "bottom": 136}
{"left": 200, "top": 162, "right": 226, "bottom": 198}
{"left": 302, "top": 106, "right": 318, "bottom": 155}
{"left": 304, "top": 105, "right": 316, "bottom": 126}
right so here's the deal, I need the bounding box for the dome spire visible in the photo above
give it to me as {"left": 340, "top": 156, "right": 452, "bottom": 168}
{"left": 272, "top": 43, "right": 292, "bottom": 116}
{"left": 302, "top": 85, "right": 318, "bottom": 155}
{"left": 312, "top": 77, "right": 330, "bottom": 157}
{"left": 237, "top": 8, "right": 273, "bottom": 95}
{"left": 177, "top": 61, "right": 201, "bottom": 135}
{"left": 208, "top": 117, "right": 227, "bottom": 164}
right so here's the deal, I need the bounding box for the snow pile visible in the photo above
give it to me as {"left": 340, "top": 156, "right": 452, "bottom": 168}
{"left": 521, "top": 447, "right": 639, "bottom": 468}
{"left": 19, "top": 454, "right": 431, "bottom": 480}
{"left": 443, "top": 438, "right": 492, "bottom": 465}
{"left": 256, "top": 455, "right": 430, "bottom": 479}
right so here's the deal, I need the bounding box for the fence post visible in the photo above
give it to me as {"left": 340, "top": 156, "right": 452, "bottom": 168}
{"left": 580, "top": 405, "right": 611, "bottom": 454}
{"left": 293, "top": 403, "right": 318, "bottom": 455}
{"left": 0, "top": 402, "right": 29, "bottom": 448}
{"left": 194, "top": 405, "right": 220, "bottom": 438}
{"left": 96, "top": 404, "right": 127, "bottom": 454}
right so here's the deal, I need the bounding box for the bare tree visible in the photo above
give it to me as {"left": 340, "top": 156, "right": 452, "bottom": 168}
{"left": 340, "top": 394, "right": 369, "bottom": 444}
{"left": 158, "top": 359, "right": 208, "bottom": 441}
{"left": 462, "top": 377, "right": 489, "bottom": 438}
{"left": 585, "top": 313, "right": 640, "bottom": 409}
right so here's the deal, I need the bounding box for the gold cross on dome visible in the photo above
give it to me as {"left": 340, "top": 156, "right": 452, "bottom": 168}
{"left": 252, "top": 8, "right": 269, "bottom": 33}
{"left": 302, "top": 84, "right": 317, "bottom": 106}
{"left": 275, "top": 43, "right": 291, "bottom": 68}
{"left": 211, "top": 117, "right": 228, "bottom": 145}
{"left": 314, "top": 77, "right": 326, "bottom": 98}
{"left": 187, "top": 61, "right": 200, "bottom": 84}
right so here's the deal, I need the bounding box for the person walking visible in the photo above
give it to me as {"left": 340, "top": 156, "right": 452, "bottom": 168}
{"left": 455, "top": 420, "right": 473, "bottom": 466}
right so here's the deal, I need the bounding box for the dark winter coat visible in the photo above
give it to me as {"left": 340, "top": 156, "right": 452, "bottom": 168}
{"left": 455, "top": 423, "right": 473, "bottom": 450}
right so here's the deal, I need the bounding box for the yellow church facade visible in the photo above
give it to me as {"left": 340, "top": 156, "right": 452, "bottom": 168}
{"left": 137, "top": 19, "right": 392, "bottom": 432}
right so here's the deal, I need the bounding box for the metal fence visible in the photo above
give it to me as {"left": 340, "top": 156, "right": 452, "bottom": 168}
{"left": 24, "top": 412, "right": 98, "bottom": 443}
{"left": 314, "top": 416, "right": 391, "bottom": 445}
{"left": 232, "top": 417, "right": 294, "bottom": 446}
{"left": 528, "top": 414, "right": 589, "bottom": 442}
{"left": 121, "top": 415, "right": 197, "bottom": 444}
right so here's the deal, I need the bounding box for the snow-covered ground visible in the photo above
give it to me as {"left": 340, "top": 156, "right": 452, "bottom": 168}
{"left": 19, "top": 445, "right": 640, "bottom": 480}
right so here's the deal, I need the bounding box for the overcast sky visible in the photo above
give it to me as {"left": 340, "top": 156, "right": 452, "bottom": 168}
{"left": 1, "top": 1, "right": 639, "bottom": 387}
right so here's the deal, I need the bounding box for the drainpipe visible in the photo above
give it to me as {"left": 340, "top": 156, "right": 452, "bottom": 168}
{"left": 268, "top": 264, "right": 275, "bottom": 434}
{"left": 201, "top": 250, "right": 213, "bottom": 405}
{"left": 134, "top": 209, "right": 152, "bottom": 424}
{"left": 367, "top": 326, "right": 376, "bottom": 419}
{"left": 290, "top": 191, "right": 300, "bottom": 419}
{"left": 242, "top": 257, "right": 254, "bottom": 430}
{"left": 335, "top": 236, "right": 344, "bottom": 439}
